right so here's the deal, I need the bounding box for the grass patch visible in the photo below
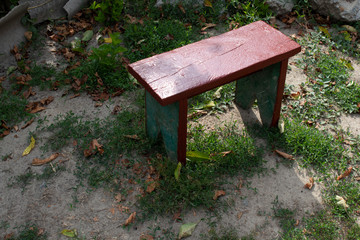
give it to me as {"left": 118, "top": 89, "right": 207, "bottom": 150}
{"left": 0, "top": 89, "right": 30, "bottom": 127}
{"left": 138, "top": 123, "right": 264, "bottom": 215}
{"left": 39, "top": 109, "right": 151, "bottom": 189}
{"left": 123, "top": 19, "right": 195, "bottom": 62}
{"left": 249, "top": 119, "right": 347, "bottom": 171}
{"left": 200, "top": 226, "right": 239, "bottom": 240}
{"left": 5, "top": 224, "right": 47, "bottom": 240}
{"left": 291, "top": 30, "right": 360, "bottom": 125}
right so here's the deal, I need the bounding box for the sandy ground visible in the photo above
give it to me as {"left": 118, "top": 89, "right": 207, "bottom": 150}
{"left": 0, "top": 20, "right": 358, "bottom": 239}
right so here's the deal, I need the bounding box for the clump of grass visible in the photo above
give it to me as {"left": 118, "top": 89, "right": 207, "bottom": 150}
{"left": 40, "top": 109, "right": 151, "bottom": 188}
{"left": 123, "top": 19, "right": 195, "bottom": 62}
{"left": 0, "top": 90, "right": 30, "bottom": 126}
{"left": 201, "top": 226, "right": 239, "bottom": 240}
{"left": 271, "top": 196, "right": 298, "bottom": 236}
{"left": 138, "top": 123, "right": 264, "bottom": 215}
{"left": 249, "top": 119, "right": 347, "bottom": 171}
{"left": 6, "top": 224, "right": 47, "bottom": 240}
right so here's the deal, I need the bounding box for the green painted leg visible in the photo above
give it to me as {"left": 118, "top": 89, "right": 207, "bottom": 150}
{"left": 235, "top": 62, "right": 281, "bottom": 126}
{"left": 145, "top": 91, "right": 180, "bottom": 161}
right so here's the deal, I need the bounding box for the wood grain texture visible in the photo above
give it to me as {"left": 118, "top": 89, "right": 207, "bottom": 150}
{"left": 128, "top": 21, "right": 301, "bottom": 105}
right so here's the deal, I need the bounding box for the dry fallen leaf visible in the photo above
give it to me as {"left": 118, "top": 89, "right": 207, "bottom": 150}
{"left": 32, "top": 153, "right": 59, "bottom": 166}
{"left": 124, "top": 212, "right": 136, "bottom": 226}
{"left": 237, "top": 211, "right": 243, "bottom": 220}
{"left": 112, "top": 105, "right": 122, "bottom": 115}
{"left": 84, "top": 139, "right": 104, "bottom": 157}
{"left": 124, "top": 135, "right": 140, "bottom": 140}
{"left": 275, "top": 149, "right": 294, "bottom": 160}
{"left": 25, "top": 31, "right": 33, "bottom": 41}
{"left": 304, "top": 177, "right": 314, "bottom": 190}
{"left": 140, "top": 234, "right": 154, "bottom": 240}
{"left": 201, "top": 23, "right": 216, "bottom": 31}
{"left": 21, "top": 118, "right": 34, "bottom": 129}
{"left": 335, "top": 195, "right": 349, "bottom": 208}
{"left": 172, "top": 211, "right": 182, "bottom": 221}
{"left": 355, "top": 176, "right": 360, "bottom": 181}
{"left": 213, "top": 190, "right": 226, "bottom": 200}
{"left": 337, "top": 166, "right": 353, "bottom": 180}
{"left": 115, "top": 193, "right": 122, "bottom": 202}
{"left": 146, "top": 179, "right": 157, "bottom": 193}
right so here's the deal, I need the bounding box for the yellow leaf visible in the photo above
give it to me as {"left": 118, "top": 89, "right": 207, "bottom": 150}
{"left": 22, "top": 136, "right": 35, "bottom": 156}
{"left": 342, "top": 25, "right": 357, "bottom": 33}
{"left": 178, "top": 222, "right": 198, "bottom": 239}
{"left": 278, "top": 118, "right": 285, "bottom": 134}
{"left": 174, "top": 162, "right": 182, "bottom": 181}
{"left": 335, "top": 195, "right": 349, "bottom": 208}
{"left": 204, "top": 0, "right": 212, "bottom": 8}
{"left": 319, "top": 26, "right": 331, "bottom": 38}
{"left": 104, "top": 38, "right": 112, "bottom": 43}
{"left": 61, "top": 229, "right": 77, "bottom": 238}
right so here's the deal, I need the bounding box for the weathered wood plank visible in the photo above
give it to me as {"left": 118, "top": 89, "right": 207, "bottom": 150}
{"left": 128, "top": 21, "right": 301, "bottom": 106}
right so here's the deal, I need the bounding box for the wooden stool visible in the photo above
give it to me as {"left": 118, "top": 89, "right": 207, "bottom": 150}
{"left": 128, "top": 21, "right": 301, "bottom": 164}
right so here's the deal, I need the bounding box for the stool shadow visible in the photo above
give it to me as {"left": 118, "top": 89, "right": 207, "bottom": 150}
{"left": 234, "top": 103, "right": 262, "bottom": 127}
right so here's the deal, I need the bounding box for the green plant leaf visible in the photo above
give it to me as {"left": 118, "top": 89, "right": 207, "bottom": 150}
{"left": 186, "top": 151, "right": 210, "bottom": 162}
{"left": 178, "top": 222, "right": 198, "bottom": 239}
{"left": 174, "top": 162, "right": 182, "bottom": 181}
{"left": 61, "top": 229, "right": 77, "bottom": 238}
{"left": 82, "top": 30, "right": 93, "bottom": 42}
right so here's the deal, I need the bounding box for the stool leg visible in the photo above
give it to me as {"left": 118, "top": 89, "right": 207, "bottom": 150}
{"left": 235, "top": 62, "right": 282, "bottom": 127}
{"left": 271, "top": 59, "right": 288, "bottom": 127}
{"left": 145, "top": 91, "right": 187, "bottom": 164}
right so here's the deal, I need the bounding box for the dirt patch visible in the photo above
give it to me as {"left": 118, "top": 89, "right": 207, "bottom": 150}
{"left": 0, "top": 19, "right": 359, "bottom": 239}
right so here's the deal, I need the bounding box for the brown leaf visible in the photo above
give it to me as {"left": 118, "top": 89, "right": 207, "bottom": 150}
{"left": 213, "top": 190, "right": 226, "bottom": 200}
{"left": 32, "top": 153, "right": 59, "bottom": 166}
{"left": 23, "top": 86, "right": 36, "bottom": 99}
{"left": 115, "top": 193, "right": 122, "bottom": 202}
{"left": 40, "top": 96, "right": 54, "bottom": 105}
{"left": 355, "top": 176, "right": 360, "bottom": 181}
{"left": 29, "top": 105, "right": 46, "bottom": 114}
{"left": 337, "top": 166, "right": 353, "bottom": 180}
{"left": 237, "top": 211, "right": 243, "bottom": 220}
{"left": 84, "top": 139, "right": 104, "bottom": 157}
{"left": 112, "top": 105, "right": 122, "bottom": 115}
{"left": 294, "top": 219, "right": 300, "bottom": 226}
{"left": 94, "top": 102, "right": 103, "bottom": 107}
{"left": 164, "top": 34, "right": 174, "bottom": 41}
{"left": 95, "top": 72, "right": 104, "bottom": 86}
{"left": 220, "top": 150, "right": 233, "bottom": 157}
{"left": 201, "top": 23, "right": 216, "bottom": 31}
{"left": 187, "top": 110, "right": 207, "bottom": 119}
{"left": 110, "top": 208, "right": 116, "bottom": 215}
{"left": 111, "top": 89, "right": 124, "bottom": 97}
{"left": 178, "top": 3, "right": 186, "bottom": 13}
{"left": 146, "top": 178, "right": 157, "bottom": 193}
{"left": 140, "top": 234, "right": 154, "bottom": 240}
{"left": 172, "top": 211, "right": 182, "bottom": 221}
{"left": 124, "top": 212, "right": 136, "bottom": 226}
{"left": 69, "top": 93, "right": 80, "bottom": 99}
{"left": 21, "top": 118, "right": 35, "bottom": 129}
{"left": 4, "top": 233, "right": 14, "bottom": 240}
{"left": 0, "top": 130, "right": 10, "bottom": 138}
{"left": 25, "top": 31, "right": 33, "bottom": 41}
{"left": 275, "top": 149, "right": 294, "bottom": 160}
{"left": 64, "top": 48, "right": 75, "bottom": 60}
{"left": 121, "top": 158, "right": 131, "bottom": 168}
{"left": 304, "top": 177, "right": 314, "bottom": 189}
{"left": 124, "top": 135, "right": 140, "bottom": 140}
